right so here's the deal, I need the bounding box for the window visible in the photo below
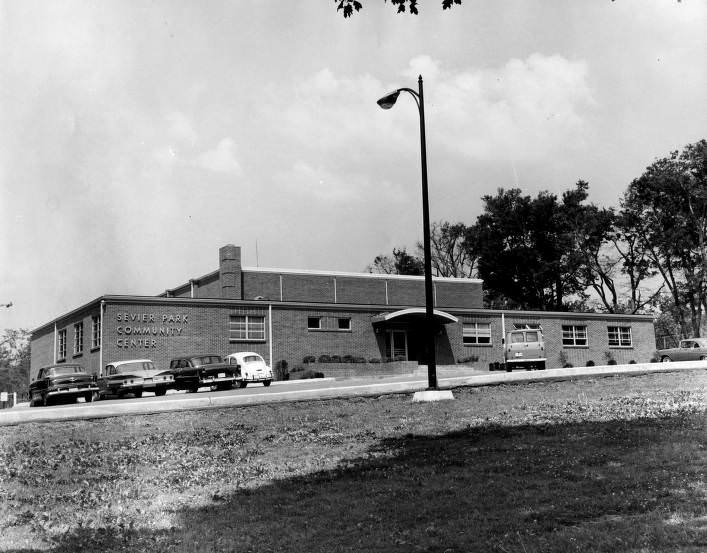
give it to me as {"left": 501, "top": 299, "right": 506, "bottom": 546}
{"left": 608, "top": 326, "right": 632, "bottom": 347}
{"left": 308, "top": 317, "right": 321, "bottom": 330}
{"left": 463, "top": 322, "right": 491, "bottom": 345}
{"left": 513, "top": 323, "right": 541, "bottom": 330}
{"left": 229, "top": 315, "right": 265, "bottom": 341}
{"left": 337, "top": 318, "right": 351, "bottom": 330}
{"left": 73, "top": 322, "right": 84, "bottom": 355}
{"left": 562, "top": 325, "right": 587, "bottom": 346}
{"left": 91, "top": 315, "right": 101, "bottom": 349}
{"left": 58, "top": 329, "right": 67, "bottom": 361}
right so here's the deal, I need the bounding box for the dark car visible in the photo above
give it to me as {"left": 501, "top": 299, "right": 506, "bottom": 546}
{"left": 168, "top": 354, "right": 240, "bottom": 393}
{"left": 29, "top": 364, "right": 99, "bottom": 407}
{"left": 95, "top": 359, "right": 175, "bottom": 399}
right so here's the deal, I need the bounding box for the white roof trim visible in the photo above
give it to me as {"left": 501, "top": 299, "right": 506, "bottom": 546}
{"left": 242, "top": 266, "right": 482, "bottom": 283}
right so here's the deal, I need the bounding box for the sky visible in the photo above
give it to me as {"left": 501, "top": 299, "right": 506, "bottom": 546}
{"left": 1, "top": 0, "right": 705, "bottom": 331}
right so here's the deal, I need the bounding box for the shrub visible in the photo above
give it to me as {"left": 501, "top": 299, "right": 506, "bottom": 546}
{"left": 290, "top": 365, "right": 305, "bottom": 373}
{"left": 368, "top": 357, "right": 381, "bottom": 364}
{"left": 302, "top": 355, "right": 316, "bottom": 364}
{"left": 330, "top": 355, "right": 341, "bottom": 363}
{"left": 274, "top": 360, "right": 289, "bottom": 381}
{"left": 629, "top": 360, "right": 637, "bottom": 364}
{"left": 586, "top": 360, "right": 595, "bottom": 367}
{"left": 603, "top": 351, "right": 615, "bottom": 364}
{"left": 353, "top": 356, "right": 366, "bottom": 363}
{"left": 563, "top": 363, "right": 574, "bottom": 368}
{"left": 289, "top": 369, "right": 325, "bottom": 380}
{"left": 317, "top": 354, "right": 331, "bottom": 363}
{"left": 608, "top": 359, "right": 617, "bottom": 365}
{"left": 342, "top": 355, "right": 355, "bottom": 363}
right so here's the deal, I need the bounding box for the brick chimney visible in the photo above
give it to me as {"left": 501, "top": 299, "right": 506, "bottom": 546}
{"left": 219, "top": 244, "right": 242, "bottom": 299}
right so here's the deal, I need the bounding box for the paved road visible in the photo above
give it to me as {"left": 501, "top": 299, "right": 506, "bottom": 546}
{"left": 0, "top": 361, "right": 704, "bottom": 426}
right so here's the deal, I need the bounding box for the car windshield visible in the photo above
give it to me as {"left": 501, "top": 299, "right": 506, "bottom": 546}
{"left": 48, "top": 366, "right": 84, "bottom": 376}
{"left": 117, "top": 361, "right": 155, "bottom": 374}
{"left": 193, "top": 355, "right": 223, "bottom": 365}
{"left": 510, "top": 333, "right": 525, "bottom": 344}
{"left": 243, "top": 355, "right": 263, "bottom": 364}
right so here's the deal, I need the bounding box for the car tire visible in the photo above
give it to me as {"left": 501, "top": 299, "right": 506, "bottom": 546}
{"left": 134, "top": 390, "right": 143, "bottom": 398}
{"left": 239, "top": 381, "right": 248, "bottom": 389}
{"left": 84, "top": 392, "right": 93, "bottom": 403}
{"left": 188, "top": 386, "right": 199, "bottom": 394}
{"left": 700, "top": 356, "right": 707, "bottom": 361}
{"left": 42, "top": 393, "right": 49, "bottom": 407}
{"left": 155, "top": 387, "right": 167, "bottom": 396}
{"left": 263, "top": 380, "right": 272, "bottom": 387}
{"left": 92, "top": 391, "right": 101, "bottom": 402}
{"left": 661, "top": 356, "right": 672, "bottom": 362}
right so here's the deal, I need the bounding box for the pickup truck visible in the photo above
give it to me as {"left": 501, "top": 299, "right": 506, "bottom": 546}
{"left": 29, "top": 364, "right": 99, "bottom": 407}
{"left": 491, "top": 328, "right": 546, "bottom": 372}
{"left": 168, "top": 354, "right": 240, "bottom": 393}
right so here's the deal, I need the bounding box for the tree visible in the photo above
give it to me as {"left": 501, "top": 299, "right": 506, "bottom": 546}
{"left": 469, "top": 183, "right": 594, "bottom": 311}
{"left": 621, "top": 139, "right": 707, "bottom": 336}
{"left": 367, "top": 247, "right": 424, "bottom": 275}
{"left": 335, "top": 0, "right": 462, "bottom": 18}
{"left": 0, "top": 328, "right": 31, "bottom": 394}
{"left": 416, "top": 221, "right": 478, "bottom": 278}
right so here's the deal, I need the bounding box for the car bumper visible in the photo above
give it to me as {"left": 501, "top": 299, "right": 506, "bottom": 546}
{"left": 241, "top": 375, "right": 272, "bottom": 382}
{"left": 199, "top": 376, "right": 237, "bottom": 385}
{"left": 47, "top": 385, "right": 99, "bottom": 397}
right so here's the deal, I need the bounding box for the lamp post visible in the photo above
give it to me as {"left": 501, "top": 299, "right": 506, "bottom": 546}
{"left": 377, "top": 75, "right": 437, "bottom": 390}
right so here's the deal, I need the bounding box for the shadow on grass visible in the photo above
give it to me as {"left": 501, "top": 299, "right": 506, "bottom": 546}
{"left": 16, "top": 412, "right": 707, "bottom": 553}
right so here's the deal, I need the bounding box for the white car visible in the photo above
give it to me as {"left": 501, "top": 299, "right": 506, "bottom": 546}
{"left": 225, "top": 352, "right": 273, "bottom": 388}
{"left": 96, "top": 359, "right": 174, "bottom": 399}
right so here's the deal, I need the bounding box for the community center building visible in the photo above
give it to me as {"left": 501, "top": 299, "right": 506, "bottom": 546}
{"left": 29, "top": 244, "right": 657, "bottom": 380}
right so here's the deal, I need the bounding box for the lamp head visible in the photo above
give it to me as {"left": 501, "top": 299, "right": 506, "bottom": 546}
{"left": 376, "top": 90, "right": 400, "bottom": 110}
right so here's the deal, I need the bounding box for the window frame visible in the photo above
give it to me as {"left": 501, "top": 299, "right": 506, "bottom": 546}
{"left": 307, "top": 316, "right": 322, "bottom": 330}
{"left": 58, "top": 329, "right": 67, "bottom": 361}
{"left": 73, "top": 322, "right": 84, "bottom": 356}
{"left": 229, "top": 314, "right": 266, "bottom": 342}
{"left": 607, "top": 325, "right": 633, "bottom": 347}
{"left": 462, "top": 322, "right": 492, "bottom": 346}
{"left": 91, "top": 315, "right": 101, "bottom": 350}
{"left": 562, "top": 324, "right": 588, "bottom": 347}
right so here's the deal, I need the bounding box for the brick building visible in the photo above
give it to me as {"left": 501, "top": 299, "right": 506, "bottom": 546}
{"left": 29, "top": 244, "right": 656, "bottom": 380}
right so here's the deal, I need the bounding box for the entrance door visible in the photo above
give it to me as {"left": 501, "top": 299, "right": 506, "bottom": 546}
{"left": 385, "top": 330, "right": 407, "bottom": 360}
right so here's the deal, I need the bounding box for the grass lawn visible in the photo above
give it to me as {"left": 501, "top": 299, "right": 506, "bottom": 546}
{"left": 1, "top": 370, "right": 706, "bottom": 552}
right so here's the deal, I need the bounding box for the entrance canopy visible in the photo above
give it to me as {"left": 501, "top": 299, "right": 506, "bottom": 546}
{"left": 371, "top": 308, "right": 459, "bottom": 325}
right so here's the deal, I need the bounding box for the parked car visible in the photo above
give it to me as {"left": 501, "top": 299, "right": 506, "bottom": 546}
{"left": 225, "top": 352, "right": 273, "bottom": 388}
{"left": 657, "top": 338, "right": 707, "bottom": 362}
{"left": 29, "top": 364, "right": 99, "bottom": 407}
{"left": 95, "top": 359, "right": 174, "bottom": 399}
{"left": 491, "top": 328, "right": 546, "bottom": 372}
{"left": 168, "top": 354, "right": 239, "bottom": 393}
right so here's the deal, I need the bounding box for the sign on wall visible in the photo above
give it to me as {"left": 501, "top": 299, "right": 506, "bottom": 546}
{"left": 114, "top": 312, "right": 190, "bottom": 349}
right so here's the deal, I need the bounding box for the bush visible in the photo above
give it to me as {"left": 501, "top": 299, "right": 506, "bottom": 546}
{"left": 629, "top": 360, "right": 637, "bottom": 364}
{"left": 353, "top": 356, "right": 366, "bottom": 363}
{"left": 563, "top": 363, "right": 574, "bottom": 368}
{"left": 608, "top": 359, "right": 617, "bottom": 365}
{"left": 341, "top": 355, "right": 355, "bottom": 363}
{"left": 289, "top": 369, "right": 325, "bottom": 380}
{"left": 317, "top": 354, "right": 331, "bottom": 363}
{"left": 330, "top": 355, "right": 341, "bottom": 363}
{"left": 274, "top": 360, "right": 289, "bottom": 381}
{"left": 368, "top": 358, "right": 381, "bottom": 364}
{"left": 302, "top": 355, "right": 316, "bottom": 364}
{"left": 586, "top": 360, "right": 595, "bottom": 367}
{"left": 290, "top": 365, "right": 305, "bottom": 373}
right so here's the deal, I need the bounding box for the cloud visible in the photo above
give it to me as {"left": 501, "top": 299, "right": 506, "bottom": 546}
{"left": 194, "top": 138, "right": 243, "bottom": 176}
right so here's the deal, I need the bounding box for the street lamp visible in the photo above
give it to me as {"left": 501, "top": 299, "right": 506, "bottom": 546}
{"left": 377, "top": 75, "right": 438, "bottom": 390}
